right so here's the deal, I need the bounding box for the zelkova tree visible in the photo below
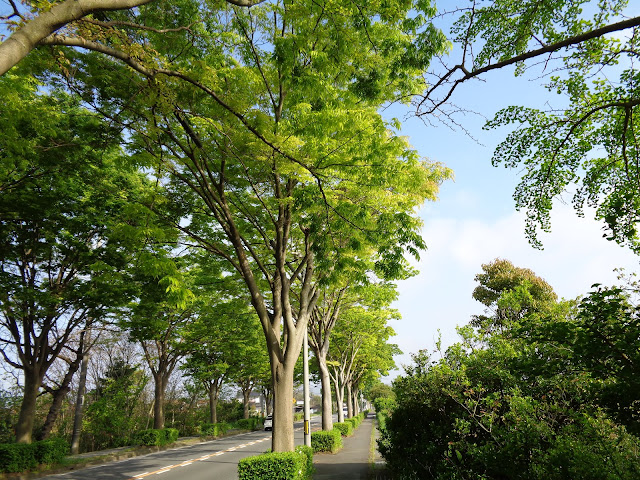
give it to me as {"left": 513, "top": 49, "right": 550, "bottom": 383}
{"left": 123, "top": 256, "right": 195, "bottom": 430}
{"left": 46, "top": 0, "right": 450, "bottom": 450}
{"left": 0, "top": 73, "right": 153, "bottom": 443}
{"left": 328, "top": 284, "right": 401, "bottom": 422}
{"left": 0, "top": 0, "right": 265, "bottom": 75}
{"left": 415, "top": 0, "right": 640, "bottom": 251}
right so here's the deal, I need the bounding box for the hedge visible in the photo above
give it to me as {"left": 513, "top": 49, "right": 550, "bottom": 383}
{"left": 132, "top": 428, "right": 180, "bottom": 446}
{"left": 333, "top": 422, "right": 353, "bottom": 437}
{"left": 200, "top": 422, "right": 230, "bottom": 437}
{"left": 311, "top": 429, "right": 342, "bottom": 453}
{"left": 234, "top": 417, "right": 264, "bottom": 431}
{"left": 238, "top": 445, "right": 313, "bottom": 480}
{"left": 0, "top": 438, "right": 68, "bottom": 473}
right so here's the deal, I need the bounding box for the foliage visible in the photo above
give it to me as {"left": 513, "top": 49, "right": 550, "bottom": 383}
{"left": 199, "top": 422, "right": 230, "bottom": 437}
{"left": 237, "top": 445, "right": 313, "bottom": 480}
{"left": 132, "top": 428, "right": 179, "bottom": 447}
{"left": 332, "top": 422, "right": 353, "bottom": 437}
{"left": 0, "top": 437, "right": 67, "bottom": 473}
{"left": 380, "top": 261, "right": 640, "bottom": 480}
{"left": 84, "top": 360, "right": 148, "bottom": 450}
{"left": 234, "top": 417, "right": 263, "bottom": 431}
{"left": 310, "top": 429, "right": 342, "bottom": 453}
{"left": 410, "top": 0, "right": 640, "bottom": 252}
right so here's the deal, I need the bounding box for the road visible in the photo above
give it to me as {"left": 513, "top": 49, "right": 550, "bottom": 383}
{"left": 47, "top": 416, "right": 324, "bottom": 480}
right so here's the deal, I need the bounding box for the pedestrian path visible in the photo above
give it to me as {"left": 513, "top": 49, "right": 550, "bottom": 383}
{"left": 313, "top": 414, "right": 375, "bottom": 479}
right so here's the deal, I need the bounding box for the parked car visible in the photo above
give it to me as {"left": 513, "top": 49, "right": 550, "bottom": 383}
{"left": 264, "top": 416, "right": 273, "bottom": 431}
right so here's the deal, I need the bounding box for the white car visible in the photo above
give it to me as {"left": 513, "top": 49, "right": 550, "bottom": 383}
{"left": 264, "top": 416, "right": 273, "bottom": 431}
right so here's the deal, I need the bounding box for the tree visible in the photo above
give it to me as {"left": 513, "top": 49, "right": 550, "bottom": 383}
{"left": 414, "top": 0, "right": 640, "bottom": 251}
{"left": 0, "top": 0, "right": 264, "bottom": 75}
{"left": 0, "top": 73, "right": 151, "bottom": 443}
{"left": 379, "top": 263, "right": 640, "bottom": 479}
{"left": 46, "top": 0, "right": 450, "bottom": 451}
{"left": 471, "top": 258, "right": 557, "bottom": 334}
{"left": 328, "top": 283, "right": 400, "bottom": 421}
{"left": 124, "top": 255, "right": 195, "bottom": 430}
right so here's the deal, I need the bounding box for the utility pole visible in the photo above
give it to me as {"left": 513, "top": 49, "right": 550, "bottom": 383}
{"left": 303, "top": 330, "right": 311, "bottom": 447}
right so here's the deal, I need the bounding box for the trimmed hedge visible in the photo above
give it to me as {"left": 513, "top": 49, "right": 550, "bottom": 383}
{"left": 0, "top": 438, "right": 68, "bottom": 473}
{"left": 311, "top": 429, "right": 342, "bottom": 453}
{"left": 234, "top": 417, "right": 264, "bottom": 431}
{"left": 238, "top": 445, "right": 313, "bottom": 479}
{"left": 132, "top": 428, "right": 180, "bottom": 446}
{"left": 333, "top": 422, "right": 353, "bottom": 437}
{"left": 164, "top": 428, "right": 179, "bottom": 443}
{"left": 200, "top": 422, "right": 230, "bottom": 437}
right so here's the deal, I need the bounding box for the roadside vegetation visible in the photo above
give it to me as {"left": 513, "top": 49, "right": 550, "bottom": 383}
{"left": 1, "top": 0, "right": 639, "bottom": 477}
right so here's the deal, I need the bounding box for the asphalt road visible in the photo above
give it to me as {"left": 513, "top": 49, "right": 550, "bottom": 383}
{"left": 46, "top": 416, "right": 323, "bottom": 480}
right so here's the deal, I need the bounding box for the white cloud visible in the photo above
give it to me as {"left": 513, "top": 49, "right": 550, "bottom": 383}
{"left": 389, "top": 202, "right": 639, "bottom": 378}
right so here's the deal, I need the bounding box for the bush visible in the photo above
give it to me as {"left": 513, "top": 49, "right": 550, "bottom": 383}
{"left": 164, "top": 428, "right": 179, "bottom": 443}
{"left": 296, "top": 445, "right": 314, "bottom": 478}
{"left": 238, "top": 447, "right": 313, "bottom": 479}
{"left": 132, "top": 429, "right": 164, "bottom": 446}
{"left": 34, "top": 438, "right": 68, "bottom": 464}
{"left": 311, "top": 429, "right": 342, "bottom": 453}
{"left": 132, "top": 428, "right": 179, "bottom": 447}
{"left": 333, "top": 422, "right": 353, "bottom": 437}
{"left": 200, "top": 422, "right": 230, "bottom": 437}
{"left": 0, "top": 438, "right": 68, "bottom": 473}
{"left": 0, "top": 443, "right": 38, "bottom": 473}
{"left": 234, "top": 417, "right": 263, "bottom": 431}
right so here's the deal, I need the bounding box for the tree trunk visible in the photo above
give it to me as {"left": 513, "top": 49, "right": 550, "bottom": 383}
{"left": 71, "top": 349, "right": 89, "bottom": 454}
{"left": 317, "top": 353, "right": 333, "bottom": 430}
{"left": 242, "top": 388, "right": 251, "bottom": 419}
{"left": 38, "top": 356, "right": 83, "bottom": 440}
{"left": 271, "top": 359, "right": 295, "bottom": 452}
{"left": 153, "top": 374, "right": 166, "bottom": 429}
{"left": 333, "top": 372, "right": 344, "bottom": 424}
{"left": 208, "top": 383, "right": 218, "bottom": 424}
{"left": 262, "top": 386, "right": 273, "bottom": 416}
{"left": 16, "top": 370, "right": 42, "bottom": 443}
{"left": 346, "top": 383, "right": 353, "bottom": 419}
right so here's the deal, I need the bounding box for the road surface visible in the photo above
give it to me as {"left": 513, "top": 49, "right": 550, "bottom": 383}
{"left": 47, "top": 417, "right": 323, "bottom": 480}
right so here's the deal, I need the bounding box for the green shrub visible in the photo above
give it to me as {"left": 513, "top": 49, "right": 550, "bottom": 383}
{"left": 333, "top": 422, "right": 353, "bottom": 437}
{"left": 164, "top": 428, "right": 179, "bottom": 443}
{"left": 0, "top": 438, "right": 68, "bottom": 473}
{"left": 345, "top": 418, "right": 357, "bottom": 431}
{"left": 200, "top": 422, "right": 230, "bottom": 437}
{"left": 132, "top": 429, "right": 162, "bottom": 446}
{"left": 238, "top": 447, "right": 312, "bottom": 479}
{"left": 235, "top": 418, "right": 261, "bottom": 430}
{"left": 294, "top": 411, "right": 304, "bottom": 421}
{"left": 295, "top": 445, "right": 314, "bottom": 477}
{"left": 311, "top": 429, "right": 342, "bottom": 453}
{"left": 0, "top": 443, "right": 38, "bottom": 473}
{"left": 34, "top": 438, "right": 68, "bottom": 464}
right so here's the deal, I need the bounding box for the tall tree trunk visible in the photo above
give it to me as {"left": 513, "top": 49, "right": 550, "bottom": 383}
{"left": 153, "top": 374, "right": 166, "bottom": 429}
{"left": 353, "top": 387, "right": 360, "bottom": 415}
{"left": 16, "top": 369, "right": 42, "bottom": 443}
{"left": 262, "top": 386, "right": 273, "bottom": 416}
{"left": 208, "top": 383, "right": 218, "bottom": 424}
{"left": 317, "top": 352, "right": 333, "bottom": 430}
{"left": 271, "top": 358, "right": 295, "bottom": 452}
{"left": 346, "top": 382, "right": 353, "bottom": 419}
{"left": 332, "top": 368, "right": 345, "bottom": 424}
{"left": 71, "top": 348, "right": 89, "bottom": 454}
{"left": 38, "top": 357, "right": 83, "bottom": 440}
{"left": 242, "top": 387, "right": 251, "bottom": 419}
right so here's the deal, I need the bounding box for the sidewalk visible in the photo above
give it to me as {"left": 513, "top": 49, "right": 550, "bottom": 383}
{"left": 313, "top": 414, "right": 375, "bottom": 479}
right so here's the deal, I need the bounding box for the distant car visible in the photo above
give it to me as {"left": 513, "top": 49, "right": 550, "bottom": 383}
{"left": 342, "top": 407, "right": 348, "bottom": 417}
{"left": 264, "top": 416, "right": 273, "bottom": 431}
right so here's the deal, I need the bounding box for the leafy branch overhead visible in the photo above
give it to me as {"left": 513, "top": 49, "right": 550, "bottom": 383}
{"left": 416, "top": 0, "right": 640, "bottom": 251}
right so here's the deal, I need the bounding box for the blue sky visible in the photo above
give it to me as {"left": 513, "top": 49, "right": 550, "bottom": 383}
{"left": 385, "top": 59, "right": 640, "bottom": 377}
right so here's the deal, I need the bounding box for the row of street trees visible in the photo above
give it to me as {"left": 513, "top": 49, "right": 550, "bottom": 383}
{"left": 2, "top": 0, "right": 639, "bottom": 455}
